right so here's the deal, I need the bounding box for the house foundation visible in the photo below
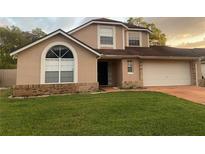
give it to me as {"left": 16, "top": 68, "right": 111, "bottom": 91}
{"left": 12, "top": 82, "right": 99, "bottom": 97}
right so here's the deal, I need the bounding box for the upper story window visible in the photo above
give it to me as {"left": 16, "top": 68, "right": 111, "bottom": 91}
{"left": 98, "top": 26, "right": 115, "bottom": 48}
{"left": 128, "top": 32, "right": 141, "bottom": 47}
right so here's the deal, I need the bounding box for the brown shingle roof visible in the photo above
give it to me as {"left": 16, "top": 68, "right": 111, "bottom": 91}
{"left": 193, "top": 48, "right": 205, "bottom": 57}
{"left": 92, "top": 18, "right": 149, "bottom": 30}
{"left": 97, "top": 46, "right": 205, "bottom": 58}
{"left": 68, "top": 18, "right": 151, "bottom": 33}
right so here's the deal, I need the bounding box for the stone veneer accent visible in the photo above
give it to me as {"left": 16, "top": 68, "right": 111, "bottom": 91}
{"left": 190, "top": 61, "right": 196, "bottom": 86}
{"left": 139, "top": 60, "right": 143, "bottom": 81}
{"left": 12, "top": 82, "right": 99, "bottom": 97}
{"left": 199, "top": 79, "right": 205, "bottom": 87}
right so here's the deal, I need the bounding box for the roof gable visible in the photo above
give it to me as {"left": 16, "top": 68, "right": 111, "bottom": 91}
{"left": 68, "top": 18, "right": 152, "bottom": 34}
{"left": 10, "top": 29, "right": 101, "bottom": 56}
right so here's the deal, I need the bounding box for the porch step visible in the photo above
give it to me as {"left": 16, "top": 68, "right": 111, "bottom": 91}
{"left": 99, "top": 86, "right": 120, "bottom": 92}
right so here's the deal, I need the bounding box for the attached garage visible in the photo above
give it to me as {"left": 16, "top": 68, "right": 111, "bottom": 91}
{"left": 143, "top": 60, "right": 191, "bottom": 86}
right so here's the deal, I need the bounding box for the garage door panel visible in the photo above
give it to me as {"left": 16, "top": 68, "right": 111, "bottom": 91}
{"left": 143, "top": 61, "right": 191, "bottom": 86}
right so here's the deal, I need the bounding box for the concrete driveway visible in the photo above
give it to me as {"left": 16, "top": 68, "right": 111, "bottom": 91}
{"left": 147, "top": 86, "right": 205, "bottom": 105}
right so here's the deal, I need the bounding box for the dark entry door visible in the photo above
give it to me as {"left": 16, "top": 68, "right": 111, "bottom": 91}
{"left": 98, "top": 62, "right": 108, "bottom": 85}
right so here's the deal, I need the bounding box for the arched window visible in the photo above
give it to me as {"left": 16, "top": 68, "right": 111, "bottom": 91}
{"left": 45, "top": 45, "right": 74, "bottom": 83}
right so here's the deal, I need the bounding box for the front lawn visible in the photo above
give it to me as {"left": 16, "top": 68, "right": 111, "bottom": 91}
{"left": 1, "top": 90, "right": 205, "bottom": 135}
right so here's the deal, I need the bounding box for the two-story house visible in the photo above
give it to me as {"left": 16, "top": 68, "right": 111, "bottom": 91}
{"left": 10, "top": 18, "right": 205, "bottom": 97}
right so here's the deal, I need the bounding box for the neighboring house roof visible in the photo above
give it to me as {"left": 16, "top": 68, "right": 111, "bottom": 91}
{"left": 10, "top": 29, "right": 101, "bottom": 56}
{"left": 193, "top": 48, "right": 205, "bottom": 57}
{"left": 97, "top": 46, "right": 205, "bottom": 59}
{"left": 68, "top": 18, "right": 152, "bottom": 34}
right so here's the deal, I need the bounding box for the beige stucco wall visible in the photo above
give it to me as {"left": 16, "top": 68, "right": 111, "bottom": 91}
{"left": 72, "top": 24, "right": 98, "bottom": 49}
{"left": 141, "top": 32, "right": 149, "bottom": 47}
{"left": 72, "top": 24, "right": 125, "bottom": 49}
{"left": 72, "top": 23, "right": 159, "bottom": 50}
{"left": 71, "top": 23, "right": 150, "bottom": 49}
{"left": 16, "top": 34, "right": 98, "bottom": 85}
{"left": 115, "top": 60, "right": 123, "bottom": 85}
{"left": 121, "top": 59, "right": 140, "bottom": 82}
{"left": 115, "top": 26, "right": 124, "bottom": 49}
{"left": 109, "top": 60, "right": 122, "bottom": 86}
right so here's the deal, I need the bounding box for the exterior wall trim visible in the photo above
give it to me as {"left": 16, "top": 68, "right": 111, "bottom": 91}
{"left": 126, "top": 31, "right": 129, "bottom": 46}
{"left": 139, "top": 32, "right": 142, "bottom": 47}
{"left": 122, "top": 28, "right": 125, "bottom": 49}
{"left": 40, "top": 41, "right": 78, "bottom": 84}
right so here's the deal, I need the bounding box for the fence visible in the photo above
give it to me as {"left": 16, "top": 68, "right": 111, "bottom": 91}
{"left": 0, "top": 69, "right": 16, "bottom": 87}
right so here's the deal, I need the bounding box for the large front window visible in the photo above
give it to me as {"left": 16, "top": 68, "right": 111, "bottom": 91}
{"left": 45, "top": 45, "right": 74, "bottom": 83}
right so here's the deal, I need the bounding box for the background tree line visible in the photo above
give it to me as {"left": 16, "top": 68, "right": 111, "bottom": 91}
{"left": 0, "top": 26, "right": 46, "bottom": 69}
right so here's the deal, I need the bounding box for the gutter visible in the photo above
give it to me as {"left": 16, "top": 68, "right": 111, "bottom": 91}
{"left": 137, "top": 56, "right": 200, "bottom": 60}
{"left": 99, "top": 55, "right": 140, "bottom": 59}
{"left": 100, "top": 54, "right": 200, "bottom": 60}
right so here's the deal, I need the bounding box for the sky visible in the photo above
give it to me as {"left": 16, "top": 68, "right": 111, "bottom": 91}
{"left": 1, "top": 17, "right": 205, "bottom": 48}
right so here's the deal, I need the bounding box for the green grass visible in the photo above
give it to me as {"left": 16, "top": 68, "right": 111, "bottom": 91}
{"left": 1, "top": 89, "right": 205, "bottom": 136}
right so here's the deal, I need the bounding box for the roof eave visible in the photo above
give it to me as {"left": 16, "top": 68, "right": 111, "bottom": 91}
{"left": 100, "top": 54, "right": 199, "bottom": 60}
{"left": 100, "top": 55, "right": 140, "bottom": 59}
{"left": 138, "top": 55, "right": 199, "bottom": 60}
{"left": 68, "top": 20, "right": 151, "bottom": 34}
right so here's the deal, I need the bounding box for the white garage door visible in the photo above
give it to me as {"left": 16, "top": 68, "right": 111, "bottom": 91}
{"left": 143, "top": 60, "right": 191, "bottom": 86}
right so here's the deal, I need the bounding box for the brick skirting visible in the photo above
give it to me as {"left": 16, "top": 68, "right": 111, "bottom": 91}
{"left": 12, "top": 82, "right": 99, "bottom": 97}
{"left": 121, "top": 81, "right": 143, "bottom": 89}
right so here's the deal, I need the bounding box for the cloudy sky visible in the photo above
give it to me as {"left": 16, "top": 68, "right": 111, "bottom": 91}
{"left": 1, "top": 17, "right": 205, "bottom": 48}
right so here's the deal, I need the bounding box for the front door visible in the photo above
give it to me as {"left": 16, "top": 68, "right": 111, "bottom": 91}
{"left": 98, "top": 62, "right": 108, "bottom": 85}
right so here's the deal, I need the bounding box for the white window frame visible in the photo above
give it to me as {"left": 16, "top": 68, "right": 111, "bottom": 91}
{"left": 97, "top": 25, "right": 116, "bottom": 49}
{"left": 127, "top": 31, "right": 142, "bottom": 47}
{"left": 41, "top": 42, "right": 78, "bottom": 84}
{"left": 127, "top": 60, "right": 134, "bottom": 74}
{"left": 45, "top": 57, "right": 74, "bottom": 84}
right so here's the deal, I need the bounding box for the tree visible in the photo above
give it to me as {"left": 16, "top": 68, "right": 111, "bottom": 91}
{"left": 0, "top": 26, "right": 28, "bottom": 69}
{"left": 127, "top": 17, "right": 167, "bottom": 46}
{"left": 0, "top": 26, "right": 46, "bottom": 69}
{"left": 32, "top": 28, "right": 46, "bottom": 41}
